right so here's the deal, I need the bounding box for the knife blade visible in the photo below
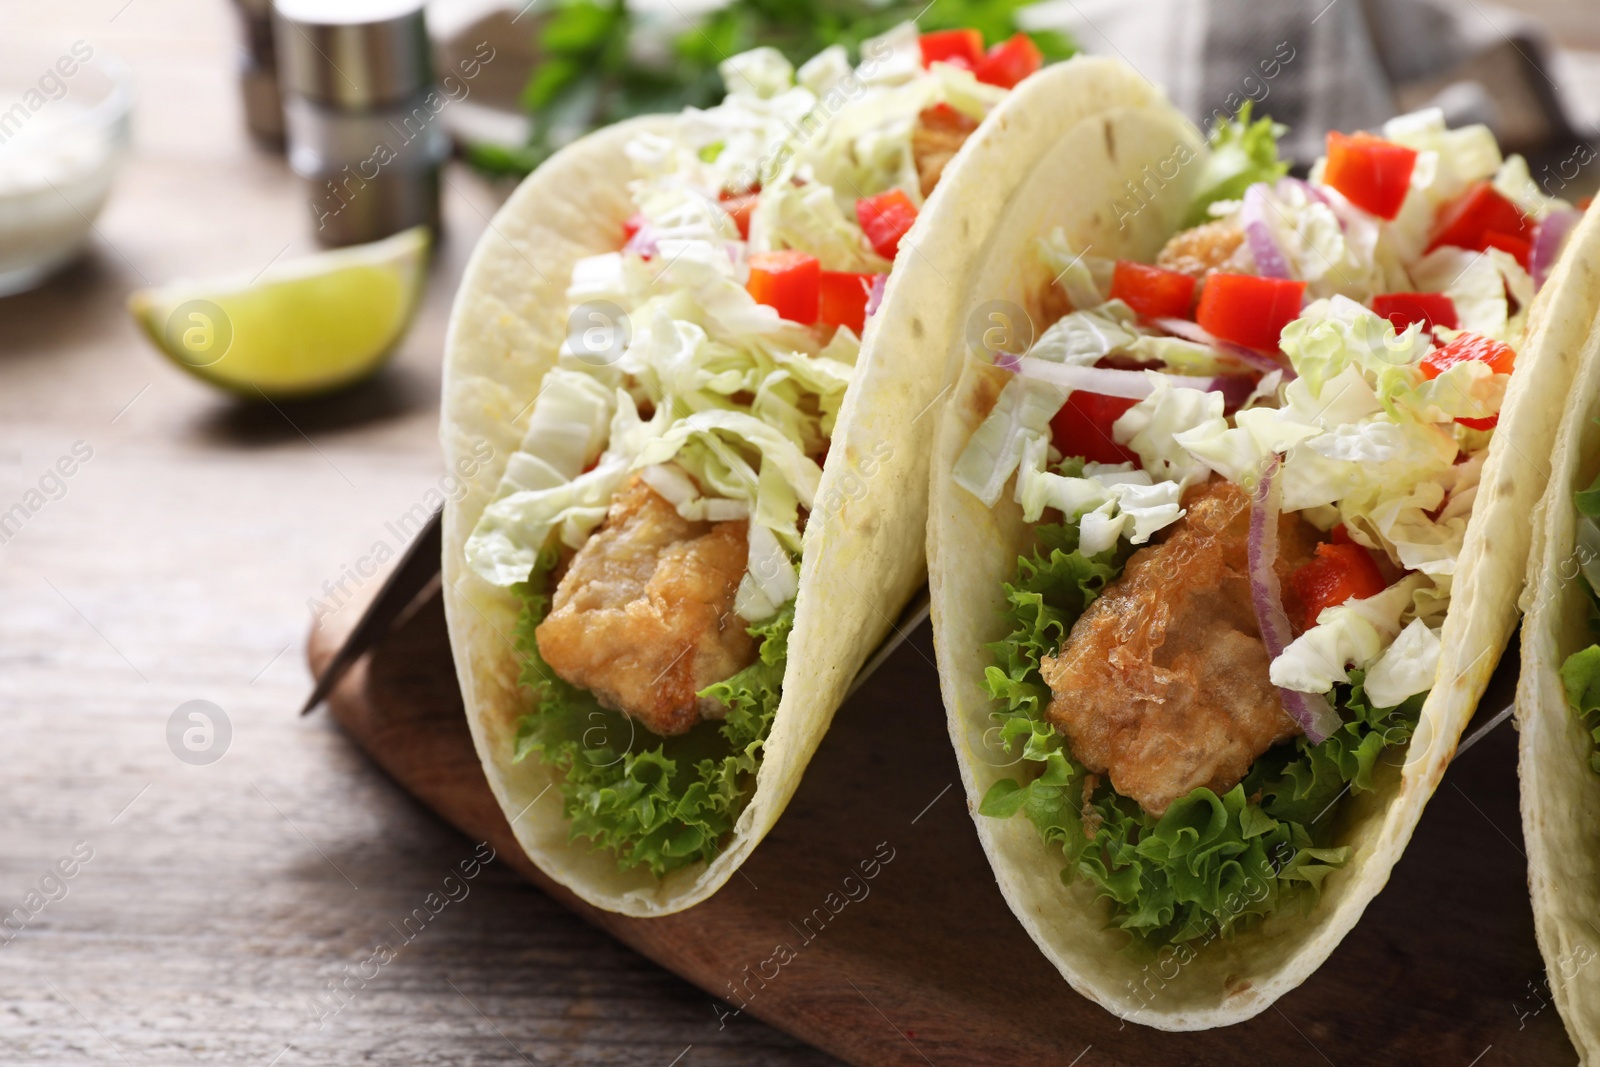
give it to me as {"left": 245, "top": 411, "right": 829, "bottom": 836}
{"left": 300, "top": 506, "right": 443, "bottom": 714}
{"left": 1453, "top": 635, "right": 1520, "bottom": 761}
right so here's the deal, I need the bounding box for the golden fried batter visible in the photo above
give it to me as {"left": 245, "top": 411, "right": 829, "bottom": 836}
{"left": 912, "top": 105, "right": 979, "bottom": 197}
{"left": 1156, "top": 218, "right": 1256, "bottom": 279}
{"left": 536, "top": 477, "right": 756, "bottom": 737}
{"left": 1041, "top": 479, "right": 1321, "bottom": 815}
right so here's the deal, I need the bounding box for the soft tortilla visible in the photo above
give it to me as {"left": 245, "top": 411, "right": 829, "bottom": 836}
{"left": 1516, "top": 209, "right": 1600, "bottom": 1063}
{"left": 924, "top": 62, "right": 1592, "bottom": 1028}
{"left": 437, "top": 62, "right": 1163, "bottom": 915}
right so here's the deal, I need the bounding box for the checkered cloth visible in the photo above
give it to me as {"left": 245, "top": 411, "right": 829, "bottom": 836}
{"left": 1020, "top": 0, "right": 1586, "bottom": 164}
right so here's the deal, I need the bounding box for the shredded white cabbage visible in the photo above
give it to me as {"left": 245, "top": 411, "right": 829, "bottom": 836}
{"left": 1271, "top": 573, "right": 1431, "bottom": 694}
{"left": 1112, "top": 377, "right": 1224, "bottom": 488}
{"left": 1362, "top": 617, "right": 1442, "bottom": 708}
{"left": 465, "top": 34, "right": 1007, "bottom": 619}
{"left": 1013, "top": 445, "right": 1185, "bottom": 551}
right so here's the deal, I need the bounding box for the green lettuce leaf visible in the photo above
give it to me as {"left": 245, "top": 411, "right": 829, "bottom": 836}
{"left": 509, "top": 549, "right": 791, "bottom": 876}
{"left": 1575, "top": 471, "right": 1600, "bottom": 519}
{"left": 1561, "top": 643, "right": 1600, "bottom": 775}
{"left": 977, "top": 518, "right": 1423, "bottom": 949}
{"left": 1183, "top": 101, "right": 1290, "bottom": 228}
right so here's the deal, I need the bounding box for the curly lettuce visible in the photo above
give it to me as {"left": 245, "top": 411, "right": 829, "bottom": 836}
{"left": 510, "top": 550, "right": 791, "bottom": 876}
{"left": 977, "top": 519, "right": 1425, "bottom": 948}
{"left": 1183, "top": 101, "right": 1289, "bottom": 227}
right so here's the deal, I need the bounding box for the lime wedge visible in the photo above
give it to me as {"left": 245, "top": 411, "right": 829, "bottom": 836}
{"left": 129, "top": 227, "right": 429, "bottom": 398}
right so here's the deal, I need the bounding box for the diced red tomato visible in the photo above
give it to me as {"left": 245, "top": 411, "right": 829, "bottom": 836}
{"left": 919, "top": 29, "right": 985, "bottom": 70}
{"left": 1330, "top": 523, "right": 1353, "bottom": 544}
{"left": 623, "top": 213, "right": 647, "bottom": 243}
{"left": 1420, "top": 331, "right": 1515, "bottom": 430}
{"left": 746, "top": 250, "right": 820, "bottom": 324}
{"left": 719, "top": 192, "right": 758, "bottom": 240}
{"left": 1428, "top": 181, "right": 1530, "bottom": 255}
{"left": 974, "top": 33, "right": 1043, "bottom": 89}
{"left": 1419, "top": 331, "right": 1517, "bottom": 380}
{"left": 1322, "top": 131, "right": 1418, "bottom": 220}
{"left": 1481, "top": 229, "right": 1532, "bottom": 270}
{"left": 1049, "top": 391, "right": 1141, "bottom": 466}
{"left": 856, "top": 189, "right": 919, "bottom": 260}
{"left": 1110, "top": 261, "right": 1197, "bottom": 319}
{"left": 1371, "top": 292, "right": 1459, "bottom": 333}
{"left": 1195, "top": 273, "right": 1307, "bottom": 351}
{"left": 818, "top": 271, "right": 880, "bottom": 334}
{"left": 1290, "top": 542, "right": 1389, "bottom": 630}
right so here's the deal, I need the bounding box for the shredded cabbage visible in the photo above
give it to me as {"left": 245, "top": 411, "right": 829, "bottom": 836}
{"left": 1112, "top": 377, "right": 1224, "bottom": 487}
{"left": 1377, "top": 107, "right": 1503, "bottom": 261}
{"left": 1014, "top": 447, "right": 1185, "bottom": 551}
{"left": 1363, "top": 617, "right": 1442, "bottom": 709}
{"left": 1271, "top": 573, "right": 1430, "bottom": 693}
{"left": 1408, "top": 246, "right": 1532, "bottom": 346}
{"left": 1249, "top": 180, "right": 1395, "bottom": 301}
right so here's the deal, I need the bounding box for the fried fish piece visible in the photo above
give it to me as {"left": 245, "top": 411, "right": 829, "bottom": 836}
{"left": 536, "top": 477, "right": 757, "bottom": 737}
{"left": 1040, "top": 479, "right": 1322, "bottom": 816}
{"left": 912, "top": 104, "right": 979, "bottom": 197}
{"left": 1156, "top": 218, "right": 1256, "bottom": 279}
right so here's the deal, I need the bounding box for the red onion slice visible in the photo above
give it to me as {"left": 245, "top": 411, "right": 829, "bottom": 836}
{"left": 865, "top": 273, "right": 888, "bottom": 317}
{"left": 1531, "top": 208, "right": 1580, "bottom": 289}
{"left": 1247, "top": 453, "right": 1342, "bottom": 744}
{"left": 624, "top": 224, "right": 659, "bottom": 259}
{"left": 1241, "top": 184, "right": 1293, "bottom": 279}
{"left": 1149, "top": 316, "right": 1295, "bottom": 378}
{"left": 1012, "top": 357, "right": 1251, "bottom": 406}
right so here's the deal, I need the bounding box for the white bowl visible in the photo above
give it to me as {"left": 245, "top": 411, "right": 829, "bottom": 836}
{"left": 0, "top": 43, "right": 133, "bottom": 296}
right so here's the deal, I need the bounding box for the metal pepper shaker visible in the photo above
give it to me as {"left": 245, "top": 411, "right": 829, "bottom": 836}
{"left": 231, "top": 0, "right": 285, "bottom": 149}
{"left": 272, "top": 0, "right": 446, "bottom": 247}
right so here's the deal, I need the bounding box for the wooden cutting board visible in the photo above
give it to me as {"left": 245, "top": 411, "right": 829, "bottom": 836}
{"left": 308, "top": 588, "right": 1577, "bottom": 1066}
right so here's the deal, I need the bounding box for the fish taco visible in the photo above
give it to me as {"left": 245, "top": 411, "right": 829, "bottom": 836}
{"left": 439, "top": 25, "right": 1097, "bottom": 915}
{"left": 927, "top": 63, "right": 1593, "bottom": 1027}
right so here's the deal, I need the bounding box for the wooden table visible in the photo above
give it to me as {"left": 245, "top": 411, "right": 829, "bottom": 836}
{"left": 3, "top": 2, "right": 1596, "bottom": 1065}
